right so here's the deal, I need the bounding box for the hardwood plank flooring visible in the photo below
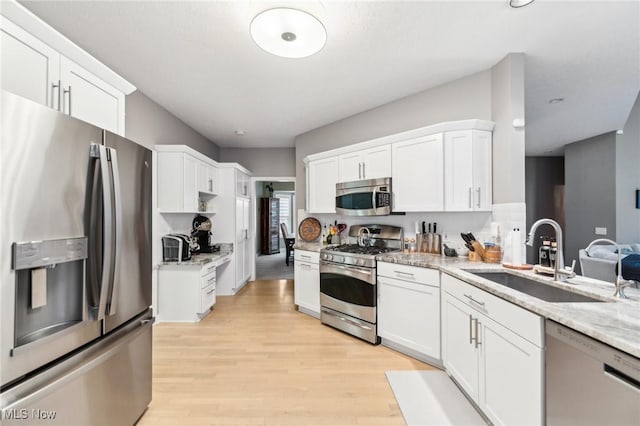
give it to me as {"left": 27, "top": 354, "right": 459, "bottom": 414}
{"left": 138, "top": 279, "right": 433, "bottom": 426}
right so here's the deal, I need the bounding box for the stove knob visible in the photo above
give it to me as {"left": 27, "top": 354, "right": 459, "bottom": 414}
{"left": 327, "top": 254, "right": 333, "bottom": 261}
{"left": 358, "top": 259, "right": 365, "bottom": 266}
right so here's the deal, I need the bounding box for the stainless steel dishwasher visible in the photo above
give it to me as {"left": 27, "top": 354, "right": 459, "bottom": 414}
{"left": 546, "top": 320, "right": 640, "bottom": 425}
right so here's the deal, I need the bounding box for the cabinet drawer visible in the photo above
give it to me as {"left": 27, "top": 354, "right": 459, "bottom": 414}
{"left": 441, "top": 273, "right": 543, "bottom": 347}
{"left": 295, "top": 250, "right": 320, "bottom": 264}
{"left": 378, "top": 262, "right": 440, "bottom": 286}
{"left": 201, "top": 271, "right": 216, "bottom": 289}
{"left": 200, "top": 283, "right": 216, "bottom": 313}
{"left": 202, "top": 262, "right": 217, "bottom": 277}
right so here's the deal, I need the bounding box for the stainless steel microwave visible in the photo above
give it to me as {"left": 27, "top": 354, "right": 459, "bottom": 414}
{"left": 335, "top": 178, "right": 392, "bottom": 216}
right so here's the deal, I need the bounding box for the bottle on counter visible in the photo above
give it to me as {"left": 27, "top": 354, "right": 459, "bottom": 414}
{"left": 539, "top": 237, "right": 551, "bottom": 267}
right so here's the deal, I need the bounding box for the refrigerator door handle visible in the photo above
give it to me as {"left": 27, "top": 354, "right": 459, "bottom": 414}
{"left": 106, "top": 146, "right": 123, "bottom": 316}
{"left": 90, "top": 144, "right": 115, "bottom": 321}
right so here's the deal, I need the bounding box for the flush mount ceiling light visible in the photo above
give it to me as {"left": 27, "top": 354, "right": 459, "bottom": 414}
{"left": 509, "top": 0, "right": 535, "bottom": 8}
{"left": 234, "top": 129, "right": 245, "bottom": 136}
{"left": 250, "top": 8, "right": 326, "bottom": 58}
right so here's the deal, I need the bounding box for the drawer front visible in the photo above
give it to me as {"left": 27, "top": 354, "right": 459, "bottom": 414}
{"left": 200, "top": 283, "right": 216, "bottom": 313}
{"left": 378, "top": 262, "right": 440, "bottom": 286}
{"left": 201, "top": 270, "right": 216, "bottom": 289}
{"left": 441, "top": 273, "right": 543, "bottom": 347}
{"left": 295, "top": 250, "right": 320, "bottom": 264}
{"left": 202, "top": 262, "right": 217, "bottom": 277}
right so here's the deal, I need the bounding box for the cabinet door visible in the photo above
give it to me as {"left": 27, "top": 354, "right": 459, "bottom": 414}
{"left": 294, "top": 260, "right": 320, "bottom": 314}
{"left": 392, "top": 134, "right": 443, "bottom": 212}
{"left": 207, "top": 166, "right": 218, "bottom": 194}
{"left": 196, "top": 160, "right": 209, "bottom": 193}
{"left": 479, "top": 316, "right": 543, "bottom": 426}
{"left": 236, "top": 171, "right": 249, "bottom": 196}
{"left": 363, "top": 145, "right": 391, "bottom": 179}
{"left": 59, "top": 57, "right": 125, "bottom": 135}
{"left": 338, "top": 152, "right": 362, "bottom": 182}
{"left": 444, "top": 130, "right": 473, "bottom": 211}
{"left": 378, "top": 277, "right": 440, "bottom": 359}
{"left": 235, "top": 240, "right": 245, "bottom": 288}
{"left": 441, "top": 293, "right": 479, "bottom": 402}
{"left": 307, "top": 157, "right": 339, "bottom": 213}
{"left": 1, "top": 16, "right": 60, "bottom": 108}
{"left": 182, "top": 154, "right": 198, "bottom": 212}
{"left": 472, "top": 130, "right": 492, "bottom": 211}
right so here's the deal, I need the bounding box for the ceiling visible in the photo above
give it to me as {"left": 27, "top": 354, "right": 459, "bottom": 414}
{"left": 18, "top": 1, "right": 640, "bottom": 155}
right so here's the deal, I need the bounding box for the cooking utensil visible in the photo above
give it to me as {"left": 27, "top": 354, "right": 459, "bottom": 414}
{"left": 422, "top": 221, "right": 426, "bottom": 234}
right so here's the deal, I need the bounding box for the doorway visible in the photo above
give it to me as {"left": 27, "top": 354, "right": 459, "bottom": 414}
{"left": 252, "top": 178, "right": 296, "bottom": 280}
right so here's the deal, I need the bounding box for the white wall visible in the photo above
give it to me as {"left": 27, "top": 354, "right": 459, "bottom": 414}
{"left": 126, "top": 91, "right": 220, "bottom": 159}
{"left": 491, "top": 53, "right": 526, "bottom": 204}
{"left": 616, "top": 91, "right": 640, "bottom": 243}
{"left": 294, "top": 69, "right": 493, "bottom": 210}
{"left": 220, "top": 147, "right": 295, "bottom": 176}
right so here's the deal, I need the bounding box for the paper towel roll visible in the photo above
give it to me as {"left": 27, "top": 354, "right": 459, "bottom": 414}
{"left": 511, "top": 228, "right": 522, "bottom": 266}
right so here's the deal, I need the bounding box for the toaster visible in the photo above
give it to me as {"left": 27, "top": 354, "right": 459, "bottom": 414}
{"left": 162, "top": 234, "right": 192, "bottom": 262}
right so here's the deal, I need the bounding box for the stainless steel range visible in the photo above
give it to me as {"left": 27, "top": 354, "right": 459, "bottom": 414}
{"left": 319, "top": 225, "right": 403, "bottom": 344}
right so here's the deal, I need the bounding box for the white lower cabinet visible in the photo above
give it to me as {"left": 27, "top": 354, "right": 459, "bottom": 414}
{"left": 294, "top": 250, "right": 320, "bottom": 317}
{"left": 377, "top": 262, "right": 440, "bottom": 362}
{"left": 158, "top": 263, "right": 217, "bottom": 322}
{"left": 441, "top": 273, "right": 543, "bottom": 426}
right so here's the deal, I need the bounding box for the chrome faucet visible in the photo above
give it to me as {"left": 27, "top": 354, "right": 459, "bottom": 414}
{"left": 585, "top": 238, "right": 631, "bottom": 299}
{"left": 526, "top": 218, "right": 575, "bottom": 282}
{"left": 357, "top": 227, "right": 371, "bottom": 247}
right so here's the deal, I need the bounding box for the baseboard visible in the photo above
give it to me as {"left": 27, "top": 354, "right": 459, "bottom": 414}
{"left": 297, "top": 305, "right": 320, "bottom": 319}
{"left": 381, "top": 338, "right": 444, "bottom": 369}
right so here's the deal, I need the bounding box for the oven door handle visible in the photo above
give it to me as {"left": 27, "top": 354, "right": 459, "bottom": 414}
{"left": 320, "top": 261, "right": 373, "bottom": 275}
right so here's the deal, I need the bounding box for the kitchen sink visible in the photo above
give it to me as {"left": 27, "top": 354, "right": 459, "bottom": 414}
{"left": 466, "top": 272, "right": 607, "bottom": 303}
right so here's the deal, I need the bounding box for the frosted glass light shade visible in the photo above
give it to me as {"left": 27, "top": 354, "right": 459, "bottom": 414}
{"left": 250, "top": 8, "right": 326, "bottom": 59}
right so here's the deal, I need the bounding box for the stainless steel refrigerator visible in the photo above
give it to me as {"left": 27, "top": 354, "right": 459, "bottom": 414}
{"left": 0, "top": 91, "right": 153, "bottom": 425}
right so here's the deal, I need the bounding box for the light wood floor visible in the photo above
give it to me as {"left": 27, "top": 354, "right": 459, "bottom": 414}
{"left": 138, "top": 279, "right": 432, "bottom": 426}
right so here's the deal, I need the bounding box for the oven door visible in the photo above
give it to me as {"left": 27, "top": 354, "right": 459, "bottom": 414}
{"left": 319, "top": 261, "right": 376, "bottom": 323}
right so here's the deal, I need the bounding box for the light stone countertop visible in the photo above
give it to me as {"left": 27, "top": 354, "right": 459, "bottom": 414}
{"left": 376, "top": 252, "right": 640, "bottom": 358}
{"left": 159, "top": 251, "right": 233, "bottom": 268}
{"left": 293, "top": 242, "right": 326, "bottom": 252}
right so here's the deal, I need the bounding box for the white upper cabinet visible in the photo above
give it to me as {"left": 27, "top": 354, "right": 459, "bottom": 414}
{"left": 338, "top": 145, "right": 392, "bottom": 182}
{"left": 444, "top": 130, "right": 492, "bottom": 211}
{"left": 236, "top": 170, "right": 250, "bottom": 197}
{"left": 0, "top": 13, "right": 129, "bottom": 135}
{"left": 1, "top": 16, "right": 59, "bottom": 108}
{"left": 157, "top": 151, "right": 215, "bottom": 214}
{"left": 60, "top": 56, "right": 125, "bottom": 135}
{"left": 307, "top": 156, "right": 339, "bottom": 213}
{"left": 197, "top": 160, "right": 217, "bottom": 194}
{"left": 392, "top": 133, "right": 444, "bottom": 212}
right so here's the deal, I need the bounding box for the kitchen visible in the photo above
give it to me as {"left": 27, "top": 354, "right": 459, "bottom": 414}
{"left": 1, "top": 1, "right": 639, "bottom": 425}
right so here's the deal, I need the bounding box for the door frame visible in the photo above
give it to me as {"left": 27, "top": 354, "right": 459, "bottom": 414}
{"left": 249, "top": 176, "right": 296, "bottom": 281}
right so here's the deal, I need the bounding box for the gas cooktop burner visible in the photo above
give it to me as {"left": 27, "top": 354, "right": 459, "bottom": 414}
{"left": 324, "top": 244, "right": 397, "bottom": 255}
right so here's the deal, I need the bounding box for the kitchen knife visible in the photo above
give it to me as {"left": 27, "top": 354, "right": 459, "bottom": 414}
{"left": 428, "top": 223, "right": 432, "bottom": 233}
{"left": 469, "top": 232, "right": 477, "bottom": 241}
{"left": 433, "top": 223, "right": 437, "bottom": 234}
{"left": 422, "top": 221, "right": 426, "bottom": 234}
{"left": 461, "top": 233, "right": 472, "bottom": 244}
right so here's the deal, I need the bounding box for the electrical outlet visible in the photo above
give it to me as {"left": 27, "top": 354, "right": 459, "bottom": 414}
{"left": 595, "top": 227, "right": 607, "bottom": 235}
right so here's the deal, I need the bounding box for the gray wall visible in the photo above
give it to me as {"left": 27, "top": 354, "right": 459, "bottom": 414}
{"left": 294, "top": 69, "right": 493, "bottom": 210}
{"left": 616, "top": 91, "right": 640, "bottom": 243}
{"left": 491, "top": 53, "right": 526, "bottom": 204}
{"left": 125, "top": 91, "right": 220, "bottom": 160}
{"left": 565, "top": 133, "right": 617, "bottom": 273}
{"left": 219, "top": 148, "right": 295, "bottom": 177}
{"left": 525, "top": 157, "right": 565, "bottom": 263}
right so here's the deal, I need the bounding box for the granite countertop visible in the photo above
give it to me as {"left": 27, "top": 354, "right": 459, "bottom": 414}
{"left": 159, "top": 251, "right": 233, "bottom": 268}
{"left": 376, "top": 252, "right": 640, "bottom": 358}
{"left": 293, "top": 242, "right": 326, "bottom": 252}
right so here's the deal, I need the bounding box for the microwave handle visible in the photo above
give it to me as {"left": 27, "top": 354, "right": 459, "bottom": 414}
{"left": 372, "top": 189, "right": 377, "bottom": 208}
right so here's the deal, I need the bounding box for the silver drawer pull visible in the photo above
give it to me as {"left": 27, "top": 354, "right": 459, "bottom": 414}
{"left": 206, "top": 289, "right": 215, "bottom": 295}
{"left": 464, "top": 293, "right": 486, "bottom": 307}
{"left": 300, "top": 255, "right": 311, "bottom": 259}
{"left": 394, "top": 270, "right": 415, "bottom": 277}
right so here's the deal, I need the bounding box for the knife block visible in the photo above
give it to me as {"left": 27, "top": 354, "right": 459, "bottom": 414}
{"left": 417, "top": 233, "right": 441, "bottom": 254}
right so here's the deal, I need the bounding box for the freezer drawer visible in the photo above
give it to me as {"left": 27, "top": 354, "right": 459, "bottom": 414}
{"left": 1, "top": 312, "right": 153, "bottom": 425}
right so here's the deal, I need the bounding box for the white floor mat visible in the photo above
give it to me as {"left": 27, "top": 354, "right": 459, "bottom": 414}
{"left": 386, "top": 370, "right": 487, "bottom": 426}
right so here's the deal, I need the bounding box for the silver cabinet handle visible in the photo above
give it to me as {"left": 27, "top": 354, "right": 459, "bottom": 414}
{"left": 394, "top": 270, "right": 415, "bottom": 277}
{"left": 362, "top": 162, "right": 366, "bottom": 179}
{"left": 300, "top": 254, "right": 311, "bottom": 259}
{"left": 51, "top": 80, "right": 61, "bottom": 110}
{"left": 468, "top": 187, "right": 472, "bottom": 208}
{"left": 206, "top": 288, "right": 215, "bottom": 295}
{"left": 474, "top": 318, "right": 481, "bottom": 348}
{"left": 476, "top": 187, "right": 481, "bottom": 208}
{"left": 63, "top": 86, "right": 72, "bottom": 115}
{"left": 208, "top": 178, "right": 213, "bottom": 192}
{"left": 464, "top": 293, "right": 486, "bottom": 307}
{"left": 469, "top": 314, "right": 474, "bottom": 344}
{"left": 358, "top": 162, "right": 362, "bottom": 179}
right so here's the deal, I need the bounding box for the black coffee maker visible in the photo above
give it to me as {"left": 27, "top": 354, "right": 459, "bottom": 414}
{"left": 191, "top": 215, "right": 215, "bottom": 253}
